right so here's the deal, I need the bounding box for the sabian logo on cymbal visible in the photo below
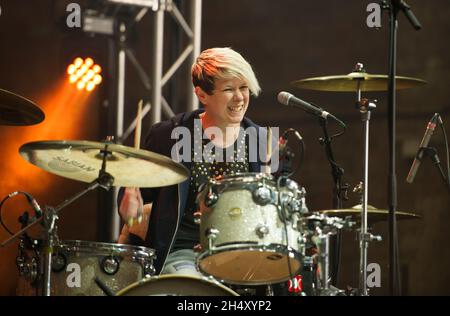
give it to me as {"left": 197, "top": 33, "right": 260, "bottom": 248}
{"left": 48, "top": 156, "right": 96, "bottom": 173}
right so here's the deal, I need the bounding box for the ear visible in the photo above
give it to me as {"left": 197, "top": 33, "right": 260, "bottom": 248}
{"left": 194, "top": 86, "right": 208, "bottom": 106}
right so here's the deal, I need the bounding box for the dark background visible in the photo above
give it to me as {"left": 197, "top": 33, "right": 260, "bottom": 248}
{"left": 0, "top": 0, "right": 449, "bottom": 295}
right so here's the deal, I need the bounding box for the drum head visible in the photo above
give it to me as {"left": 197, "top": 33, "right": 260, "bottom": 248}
{"left": 116, "top": 274, "right": 239, "bottom": 296}
{"left": 198, "top": 246, "right": 301, "bottom": 285}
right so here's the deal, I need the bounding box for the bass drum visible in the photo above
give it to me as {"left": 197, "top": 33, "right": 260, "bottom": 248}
{"left": 117, "top": 274, "right": 239, "bottom": 296}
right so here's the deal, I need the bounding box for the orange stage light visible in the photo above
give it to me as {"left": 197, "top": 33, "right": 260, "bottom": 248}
{"left": 67, "top": 57, "right": 103, "bottom": 92}
{"left": 0, "top": 78, "right": 97, "bottom": 295}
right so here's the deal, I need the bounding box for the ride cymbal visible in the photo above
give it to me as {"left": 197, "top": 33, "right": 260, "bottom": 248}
{"left": 291, "top": 72, "right": 426, "bottom": 92}
{"left": 0, "top": 88, "right": 45, "bottom": 125}
{"left": 319, "top": 204, "right": 421, "bottom": 223}
{"left": 19, "top": 140, "right": 189, "bottom": 188}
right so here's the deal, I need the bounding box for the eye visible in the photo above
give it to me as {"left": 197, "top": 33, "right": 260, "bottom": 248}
{"left": 222, "top": 88, "right": 233, "bottom": 92}
{"left": 240, "top": 86, "right": 249, "bottom": 91}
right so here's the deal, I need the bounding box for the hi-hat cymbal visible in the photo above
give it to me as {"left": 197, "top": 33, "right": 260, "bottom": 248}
{"left": 320, "top": 204, "right": 421, "bottom": 223}
{"left": 291, "top": 72, "right": 426, "bottom": 92}
{"left": 19, "top": 140, "right": 189, "bottom": 188}
{"left": 0, "top": 88, "right": 45, "bottom": 125}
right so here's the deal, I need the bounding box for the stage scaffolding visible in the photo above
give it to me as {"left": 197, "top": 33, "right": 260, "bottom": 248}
{"left": 83, "top": 0, "right": 202, "bottom": 241}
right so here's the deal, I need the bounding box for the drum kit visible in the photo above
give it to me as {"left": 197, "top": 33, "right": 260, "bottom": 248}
{"left": 0, "top": 67, "right": 424, "bottom": 296}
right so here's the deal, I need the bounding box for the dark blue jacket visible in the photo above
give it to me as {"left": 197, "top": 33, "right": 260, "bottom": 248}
{"left": 122, "top": 109, "right": 273, "bottom": 274}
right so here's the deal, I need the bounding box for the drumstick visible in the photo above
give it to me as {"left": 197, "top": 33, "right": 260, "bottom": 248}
{"left": 266, "top": 126, "right": 272, "bottom": 174}
{"left": 130, "top": 100, "right": 143, "bottom": 226}
{"left": 134, "top": 99, "right": 143, "bottom": 149}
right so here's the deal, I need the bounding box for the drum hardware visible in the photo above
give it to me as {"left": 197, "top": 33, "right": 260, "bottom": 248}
{"left": 355, "top": 91, "right": 379, "bottom": 296}
{"left": 304, "top": 213, "right": 354, "bottom": 296}
{"left": 205, "top": 227, "right": 220, "bottom": 252}
{"left": 253, "top": 186, "right": 272, "bottom": 205}
{"left": 193, "top": 211, "right": 202, "bottom": 225}
{"left": 2, "top": 139, "right": 186, "bottom": 296}
{"left": 16, "top": 236, "right": 40, "bottom": 284}
{"left": 100, "top": 256, "right": 120, "bottom": 275}
{"left": 196, "top": 173, "right": 304, "bottom": 285}
{"left": 255, "top": 224, "right": 270, "bottom": 238}
{"left": 291, "top": 62, "right": 426, "bottom": 295}
{"left": 204, "top": 188, "right": 219, "bottom": 207}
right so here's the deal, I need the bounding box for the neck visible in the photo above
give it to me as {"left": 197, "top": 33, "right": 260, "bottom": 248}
{"left": 200, "top": 112, "right": 240, "bottom": 147}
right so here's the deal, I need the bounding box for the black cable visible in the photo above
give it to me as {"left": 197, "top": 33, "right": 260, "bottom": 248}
{"left": 0, "top": 192, "right": 19, "bottom": 235}
{"left": 326, "top": 115, "right": 347, "bottom": 141}
{"left": 280, "top": 128, "right": 305, "bottom": 178}
{"left": 0, "top": 191, "right": 40, "bottom": 236}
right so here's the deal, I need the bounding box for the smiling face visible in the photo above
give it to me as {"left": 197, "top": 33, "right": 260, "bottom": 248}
{"left": 195, "top": 77, "right": 250, "bottom": 130}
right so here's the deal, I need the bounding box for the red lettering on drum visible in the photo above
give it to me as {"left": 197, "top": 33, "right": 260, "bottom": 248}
{"left": 288, "top": 275, "right": 303, "bottom": 293}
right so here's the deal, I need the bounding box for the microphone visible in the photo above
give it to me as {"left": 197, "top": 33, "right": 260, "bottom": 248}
{"left": 277, "top": 92, "right": 345, "bottom": 127}
{"left": 406, "top": 113, "right": 441, "bottom": 183}
{"left": 11, "top": 191, "right": 44, "bottom": 218}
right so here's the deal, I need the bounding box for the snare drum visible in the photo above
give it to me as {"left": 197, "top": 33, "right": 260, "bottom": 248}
{"left": 17, "top": 240, "right": 156, "bottom": 296}
{"left": 196, "top": 173, "right": 307, "bottom": 285}
{"left": 117, "top": 274, "right": 239, "bottom": 296}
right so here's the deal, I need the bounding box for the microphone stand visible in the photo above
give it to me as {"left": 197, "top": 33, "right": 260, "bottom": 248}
{"left": 318, "top": 117, "right": 349, "bottom": 288}
{"left": 419, "top": 147, "right": 450, "bottom": 191}
{"left": 382, "top": 0, "right": 422, "bottom": 296}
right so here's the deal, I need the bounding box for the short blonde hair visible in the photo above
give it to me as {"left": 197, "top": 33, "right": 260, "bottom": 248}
{"left": 191, "top": 47, "right": 261, "bottom": 96}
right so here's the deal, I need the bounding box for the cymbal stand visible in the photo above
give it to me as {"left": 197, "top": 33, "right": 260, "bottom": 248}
{"left": 310, "top": 214, "right": 350, "bottom": 296}
{"left": 356, "top": 92, "right": 381, "bottom": 296}
{"left": 1, "top": 145, "right": 115, "bottom": 296}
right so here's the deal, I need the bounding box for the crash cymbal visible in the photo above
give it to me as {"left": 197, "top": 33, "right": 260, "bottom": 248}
{"left": 0, "top": 88, "right": 45, "bottom": 125}
{"left": 19, "top": 140, "right": 189, "bottom": 188}
{"left": 320, "top": 204, "right": 421, "bottom": 223}
{"left": 291, "top": 72, "right": 426, "bottom": 92}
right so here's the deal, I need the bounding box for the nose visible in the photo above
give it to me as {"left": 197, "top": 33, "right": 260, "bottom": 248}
{"left": 234, "top": 89, "right": 244, "bottom": 102}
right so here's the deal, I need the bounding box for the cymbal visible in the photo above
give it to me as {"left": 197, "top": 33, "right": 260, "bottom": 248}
{"left": 19, "top": 140, "right": 189, "bottom": 188}
{"left": 319, "top": 204, "right": 421, "bottom": 223}
{"left": 0, "top": 88, "right": 45, "bottom": 125}
{"left": 291, "top": 72, "right": 426, "bottom": 92}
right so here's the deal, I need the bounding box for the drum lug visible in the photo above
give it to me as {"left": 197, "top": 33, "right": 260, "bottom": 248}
{"left": 193, "top": 211, "right": 202, "bottom": 225}
{"left": 205, "top": 191, "right": 219, "bottom": 207}
{"left": 193, "top": 243, "right": 203, "bottom": 253}
{"left": 101, "top": 256, "right": 120, "bottom": 275}
{"left": 205, "top": 227, "right": 219, "bottom": 239}
{"left": 255, "top": 224, "right": 270, "bottom": 238}
{"left": 253, "top": 186, "right": 272, "bottom": 205}
{"left": 205, "top": 227, "right": 219, "bottom": 249}
{"left": 142, "top": 261, "right": 156, "bottom": 277}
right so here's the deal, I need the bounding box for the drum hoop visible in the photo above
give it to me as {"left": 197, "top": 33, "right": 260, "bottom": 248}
{"left": 116, "top": 274, "right": 239, "bottom": 296}
{"left": 56, "top": 240, "right": 155, "bottom": 259}
{"left": 197, "top": 242, "right": 301, "bottom": 262}
{"left": 212, "top": 172, "right": 274, "bottom": 185}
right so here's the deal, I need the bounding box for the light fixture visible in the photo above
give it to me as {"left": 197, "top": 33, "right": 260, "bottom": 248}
{"left": 66, "top": 57, "right": 103, "bottom": 92}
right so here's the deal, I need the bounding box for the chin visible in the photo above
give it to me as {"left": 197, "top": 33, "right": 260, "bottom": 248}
{"left": 228, "top": 116, "right": 243, "bottom": 125}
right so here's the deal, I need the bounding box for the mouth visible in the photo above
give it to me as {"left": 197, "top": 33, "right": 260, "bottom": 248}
{"left": 227, "top": 105, "right": 244, "bottom": 113}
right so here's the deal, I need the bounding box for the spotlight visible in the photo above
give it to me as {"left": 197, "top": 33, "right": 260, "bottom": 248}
{"left": 67, "top": 57, "right": 103, "bottom": 92}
